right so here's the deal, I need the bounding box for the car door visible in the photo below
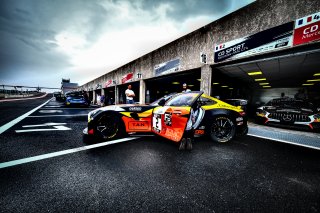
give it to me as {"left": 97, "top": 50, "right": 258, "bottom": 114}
{"left": 152, "top": 92, "right": 203, "bottom": 142}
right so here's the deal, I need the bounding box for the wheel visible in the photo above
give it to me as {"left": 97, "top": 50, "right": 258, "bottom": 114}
{"left": 209, "top": 116, "right": 236, "bottom": 143}
{"left": 95, "top": 114, "right": 123, "bottom": 140}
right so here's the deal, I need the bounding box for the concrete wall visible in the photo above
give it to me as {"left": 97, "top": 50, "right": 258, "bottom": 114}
{"left": 80, "top": 0, "right": 320, "bottom": 103}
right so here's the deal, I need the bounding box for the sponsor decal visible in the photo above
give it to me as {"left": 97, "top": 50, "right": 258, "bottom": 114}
{"left": 164, "top": 128, "right": 181, "bottom": 142}
{"left": 293, "top": 11, "right": 320, "bottom": 46}
{"left": 164, "top": 112, "right": 172, "bottom": 126}
{"left": 129, "top": 107, "right": 142, "bottom": 111}
{"left": 152, "top": 114, "right": 162, "bottom": 132}
{"left": 128, "top": 121, "right": 149, "bottom": 130}
{"left": 214, "top": 22, "right": 294, "bottom": 63}
{"left": 154, "top": 58, "right": 180, "bottom": 76}
{"left": 122, "top": 73, "right": 133, "bottom": 84}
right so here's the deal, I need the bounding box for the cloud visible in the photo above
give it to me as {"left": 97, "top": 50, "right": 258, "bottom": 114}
{"left": 0, "top": 0, "right": 254, "bottom": 87}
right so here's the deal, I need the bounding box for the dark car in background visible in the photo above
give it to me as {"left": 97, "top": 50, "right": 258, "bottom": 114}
{"left": 256, "top": 98, "right": 320, "bottom": 131}
{"left": 65, "top": 91, "right": 89, "bottom": 107}
{"left": 53, "top": 92, "right": 65, "bottom": 102}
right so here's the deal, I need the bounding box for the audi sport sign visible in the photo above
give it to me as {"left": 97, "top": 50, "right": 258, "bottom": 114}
{"left": 293, "top": 11, "right": 320, "bottom": 46}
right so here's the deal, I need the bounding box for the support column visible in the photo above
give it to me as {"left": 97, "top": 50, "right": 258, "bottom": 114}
{"left": 115, "top": 85, "right": 119, "bottom": 104}
{"left": 139, "top": 79, "right": 146, "bottom": 104}
{"left": 200, "top": 65, "right": 212, "bottom": 95}
{"left": 93, "top": 90, "right": 96, "bottom": 104}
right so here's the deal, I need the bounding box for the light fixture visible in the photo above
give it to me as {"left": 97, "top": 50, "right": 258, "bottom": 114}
{"left": 259, "top": 82, "right": 269, "bottom": 85}
{"left": 302, "top": 83, "right": 314, "bottom": 86}
{"left": 255, "top": 78, "right": 267, "bottom": 81}
{"left": 213, "top": 82, "right": 219, "bottom": 85}
{"left": 172, "top": 82, "right": 180, "bottom": 84}
{"left": 248, "top": 71, "right": 262, "bottom": 76}
{"left": 263, "top": 86, "right": 271, "bottom": 88}
{"left": 314, "top": 73, "right": 320, "bottom": 76}
{"left": 229, "top": 88, "right": 234, "bottom": 90}
{"left": 221, "top": 85, "right": 228, "bottom": 88}
{"left": 197, "top": 79, "right": 201, "bottom": 81}
{"left": 306, "top": 79, "right": 320, "bottom": 82}
{"left": 188, "top": 85, "right": 194, "bottom": 87}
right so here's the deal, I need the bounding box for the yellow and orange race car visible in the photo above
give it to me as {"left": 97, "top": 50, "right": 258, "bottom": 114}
{"left": 83, "top": 91, "right": 248, "bottom": 144}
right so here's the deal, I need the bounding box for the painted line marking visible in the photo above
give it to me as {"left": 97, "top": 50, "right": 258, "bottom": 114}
{"left": 44, "top": 106, "right": 62, "bottom": 108}
{"left": 39, "top": 110, "right": 63, "bottom": 113}
{"left": 247, "top": 133, "right": 320, "bottom": 151}
{"left": 0, "top": 137, "right": 139, "bottom": 169}
{"left": 0, "top": 93, "right": 48, "bottom": 102}
{"left": 0, "top": 98, "right": 53, "bottom": 134}
{"left": 28, "top": 114, "right": 88, "bottom": 118}
{"left": 22, "top": 123, "right": 67, "bottom": 127}
{"left": 15, "top": 126, "right": 71, "bottom": 133}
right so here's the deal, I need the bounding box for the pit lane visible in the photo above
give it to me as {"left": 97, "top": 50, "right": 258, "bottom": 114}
{"left": 0, "top": 96, "right": 320, "bottom": 212}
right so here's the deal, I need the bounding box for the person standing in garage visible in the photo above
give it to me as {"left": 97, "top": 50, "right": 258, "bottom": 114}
{"left": 125, "top": 84, "right": 135, "bottom": 104}
{"left": 182, "top": 83, "right": 191, "bottom": 93}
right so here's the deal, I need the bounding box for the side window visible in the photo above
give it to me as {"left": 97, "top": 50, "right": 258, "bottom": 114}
{"left": 198, "top": 97, "right": 216, "bottom": 106}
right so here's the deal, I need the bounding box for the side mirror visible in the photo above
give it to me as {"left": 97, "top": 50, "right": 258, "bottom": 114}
{"left": 158, "top": 99, "right": 166, "bottom": 106}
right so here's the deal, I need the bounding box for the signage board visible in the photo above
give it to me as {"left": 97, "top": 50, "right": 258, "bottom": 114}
{"left": 293, "top": 11, "right": 320, "bottom": 46}
{"left": 104, "top": 79, "right": 114, "bottom": 88}
{"left": 121, "top": 73, "right": 133, "bottom": 84}
{"left": 214, "top": 22, "right": 294, "bottom": 63}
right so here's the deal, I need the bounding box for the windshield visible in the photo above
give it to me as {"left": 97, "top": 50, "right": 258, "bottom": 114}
{"left": 150, "top": 93, "right": 176, "bottom": 106}
{"left": 165, "top": 93, "right": 199, "bottom": 107}
{"left": 66, "top": 92, "right": 84, "bottom": 98}
{"left": 267, "top": 99, "right": 314, "bottom": 109}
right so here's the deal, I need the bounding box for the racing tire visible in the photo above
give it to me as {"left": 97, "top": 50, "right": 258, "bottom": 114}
{"left": 209, "top": 116, "right": 236, "bottom": 143}
{"left": 95, "top": 114, "right": 124, "bottom": 141}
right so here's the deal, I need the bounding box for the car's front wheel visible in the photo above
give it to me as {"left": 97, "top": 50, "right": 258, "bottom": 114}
{"left": 209, "top": 116, "right": 236, "bottom": 143}
{"left": 95, "top": 114, "right": 123, "bottom": 140}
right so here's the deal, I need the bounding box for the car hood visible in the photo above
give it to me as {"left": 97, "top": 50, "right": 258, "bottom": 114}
{"left": 262, "top": 106, "right": 315, "bottom": 115}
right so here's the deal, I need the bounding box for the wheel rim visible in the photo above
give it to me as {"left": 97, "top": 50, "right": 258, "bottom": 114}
{"left": 211, "top": 117, "right": 234, "bottom": 142}
{"left": 96, "top": 115, "right": 118, "bottom": 139}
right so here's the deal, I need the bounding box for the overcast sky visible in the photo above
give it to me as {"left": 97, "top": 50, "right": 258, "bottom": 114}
{"left": 0, "top": 0, "right": 254, "bottom": 89}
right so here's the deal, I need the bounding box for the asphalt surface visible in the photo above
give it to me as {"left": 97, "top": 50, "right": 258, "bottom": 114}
{"left": 0, "top": 97, "right": 320, "bottom": 212}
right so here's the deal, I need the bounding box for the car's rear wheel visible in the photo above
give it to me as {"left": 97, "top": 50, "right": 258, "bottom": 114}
{"left": 96, "top": 114, "right": 123, "bottom": 140}
{"left": 209, "top": 116, "right": 236, "bottom": 143}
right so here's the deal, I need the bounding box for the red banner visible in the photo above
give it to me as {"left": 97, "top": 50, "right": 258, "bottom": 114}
{"left": 293, "top": 12, "right": 320, "bottom": 46}
{"left": 104, "top": 79, "right": 113, "bottom": 88}
{"left": 121, "top": 73, "right": 133, "bottom": 84}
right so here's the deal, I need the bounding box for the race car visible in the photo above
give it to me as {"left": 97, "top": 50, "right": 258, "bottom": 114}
{"left": 64, "top": 91, "right": 89, "bottom": 107}
{"left": 256, "top": 98, "right": 320, "bottom": 130}
{"left": 83, "top": 91, "right": 248, "bottom": 145}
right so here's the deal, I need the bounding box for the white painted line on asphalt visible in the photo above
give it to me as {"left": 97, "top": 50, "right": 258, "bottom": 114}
{"left": 22, "top": 123, "right": 67, "bottom": 128}
{"left": 247, "top": 133, "right": 320, "bottom": 151}
{"left": 39, "top": 110, "right": 63, "bottom": 113}
{"left": 28, "top": 114, "right": 88, "bottom": 118}
{"left": 44, "top": 106, "right": 62, "bottom": 108}
{"left": 15, "top": 126, "right": 71, "bottom": 133}
{"left": 0, "top": 93, "right": 48, "bottom": 102}
{"left": 0, "top": 137, "right": 139, "bottom": 169}
{"left": 0, "top": 98, "right": 54, "bottom": 134}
